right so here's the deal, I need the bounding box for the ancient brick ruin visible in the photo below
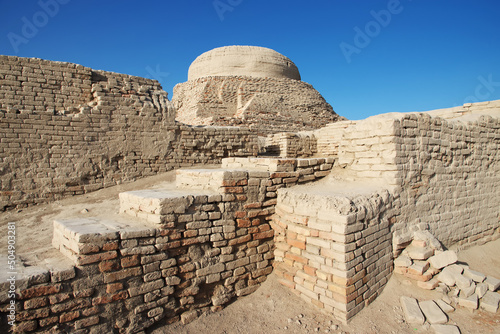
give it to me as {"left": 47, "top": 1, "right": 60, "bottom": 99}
{"left": 173, "top": 46, "right": 342, "bottom": 134}
{"left": 0, "top": 50, "right": 499, "bottom": 333}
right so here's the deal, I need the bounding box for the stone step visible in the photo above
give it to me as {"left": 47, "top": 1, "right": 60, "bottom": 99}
{"left": 119, "top": 186, "right": 221, "bottom": 225}
{"left": 222, "top": 157, "right": 335, "bottom": 172}
{"left": 0, "top": 254, "right": 75, "bottom": 292}
{"left": 175, "top": 168, "right": 248, "bottom": 191}
{"left": 53, "top": 217, "right": 157, "bottom": 266}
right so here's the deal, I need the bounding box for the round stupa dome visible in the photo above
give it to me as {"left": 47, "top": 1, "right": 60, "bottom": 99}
{"left": 187, "top": 45, "right": 301, "bottom": 81}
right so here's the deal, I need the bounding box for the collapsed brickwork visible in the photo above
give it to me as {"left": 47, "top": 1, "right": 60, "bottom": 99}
{"left": 0, "top": 56, "right": 258, "bottom": 210}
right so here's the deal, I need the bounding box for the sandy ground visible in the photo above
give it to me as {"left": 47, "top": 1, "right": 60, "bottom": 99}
{"left": 157, "top": 239, "right": 500, "bottom": 334}
{"left": 0, "top": 171, "right": 499, "bottom": 334}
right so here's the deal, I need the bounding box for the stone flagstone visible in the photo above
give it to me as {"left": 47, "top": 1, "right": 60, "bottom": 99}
{"left": 419, "top": 300, "right": 448, "bottom": 324}
{"left": 446, "top": 264, "right": 464, "bottom": 275}
{"left": 436, "top": 269, "right": 455, "bottom": 287}
{"left": 406, "top": 246, "right": 434, "bottom": 261}
{"left": 400, "top": 296, "right": 425, "bottom": 324}
{"left": 463, "top": 269, "right": 486, "bottom": 283}
{"left": 431, "top": 324, "right": 461, "bottom": 334}
{"left": 460, "top": 282, "right": 476, "bottom": 298}
{"left": 394, "top": 255, "right": 412, "bottom": 267}
{"left": 458, "top": 293, "right": 478, "bottom": 310}
{"left": 435, "top": 299, "right": 454, "bottom": 313}
{"left": 475, "top": 283, "right": 488, "bottom": 299}
{"left": 453, "top": 274, "right": 472, "bottom": 290}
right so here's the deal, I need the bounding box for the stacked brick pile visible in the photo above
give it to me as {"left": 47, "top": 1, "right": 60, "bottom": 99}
{"left": 394, "top": 232, "right": 500, "bottom": 314}
{"left": 272, "top": 184, "right": 395, "bottom": 322}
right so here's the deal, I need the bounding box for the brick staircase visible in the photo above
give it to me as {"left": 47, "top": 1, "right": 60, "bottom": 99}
{"left": 3, "top": 157, "right": 335, "bottom": 333}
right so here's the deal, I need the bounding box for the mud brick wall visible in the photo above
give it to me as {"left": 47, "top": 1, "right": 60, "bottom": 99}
{"left": 264, "top": 132, "right": 317, "bottom": 158}
{"left": 272, "top": 187, "right": 394, "bottom": 323}
{"left": 268, "top": 105, "right": 499, "bottom": 322}
{"left": 321, "top": 109, "right": 500, "bottom": 249}
{"left": 315, "top": 121, "right": 357, "bottom": 157}
{"left": 392, "top": 113, "right": 500, "bottom": 249}
{"left": 0, "top": 56, "right": 92, "bottom": 113}
{"left": 171, "top": 126, "right": 258, "bottom": 166}
{"left": 335, "top": 117, "right": 401, "bottom": 185}
{"left": 0, "top": 56, "right": 258, "bottom": 210}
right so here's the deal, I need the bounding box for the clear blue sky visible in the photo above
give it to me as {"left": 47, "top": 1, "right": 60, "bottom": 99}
{"left": 1, "top": 0, "right": 499, "bottom": 120}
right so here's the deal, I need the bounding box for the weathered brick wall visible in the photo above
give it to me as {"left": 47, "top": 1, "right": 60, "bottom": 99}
{"left": 172, "top": 75, "right": 341, "bottom": 135}
{"left": 335, "top": 116, "right": 401, "bottom": 186}
{"left": 0, "top": 56, "right": 258, "bottom": 210}
{"left": 311, "top": 107, "right": 500, "bottom": 249}
{"left": 392, "top": 113, "right": 500, "bottom": 249}
{"left": 315, "top": 121, "right": 357, "bottom": 157}
{"left": 0, "top": 56, "right": 92, "bottom": 113}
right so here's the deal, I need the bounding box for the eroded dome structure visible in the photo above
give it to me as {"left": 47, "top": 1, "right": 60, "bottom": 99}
{"left": 188, "top": 46, "right": 301, "bottom": 81}
{"left": 173, "top": 45, "right": 342, "bottom": 134}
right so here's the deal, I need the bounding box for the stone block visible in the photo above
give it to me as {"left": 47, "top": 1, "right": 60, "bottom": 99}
{"left": 419, "top": 300, "right": 448, "bottom": 324}
{"left": 430, "top": 324, "right": 461, "bottom": 334}
{"left": 435, "top": 299, "right": 454, "bottom": 313}
{"left": 408, "top": 261, "right": 430, "bottom": 275}
{"left": 400, "top": 296, "right": 425, "bottom": 324}
{"left": 417, "top": 278, "right": 439, "bottom": 290}
{"left": 413, "top": 230, "right": 443, "bottom": 251}
{"left": 454, "top": 274, "right": 472, "bottom": 290}
{"left": 480, "top": 291, "right": 500, "bottom": 313}
{"left": 475, "top": 283, "right": 488, "bottom": 299}
{"left": 394, "top": 255, "right": 412, "bottom": 268}
{"left": 428, "top": 251, "right": 457, "bottom": 269}
{"left": 406, "top": 246, "right": 434, "bottom": 261}
{"left": 485, "top": 276, "right": 500, "bottom": 291}
{"left": 458, "top": 293, "right": 478, "bottom": 310}
{"left": 404, "top": 269, "right": 433, "bottom": 282}
{"left": 446, "top": 264, "right": 463, "bottom": 275}
{"left": 435, "top": 284, "right": 449, "bottom": 295}
{"left": 463, "top": 269, "right": 486, "bottom": 283}
{"left": 460, "top": 282, "right": 476, "bottom": 298}
{"left": 436, "top": 269, "right": 455, "bottom": 287}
